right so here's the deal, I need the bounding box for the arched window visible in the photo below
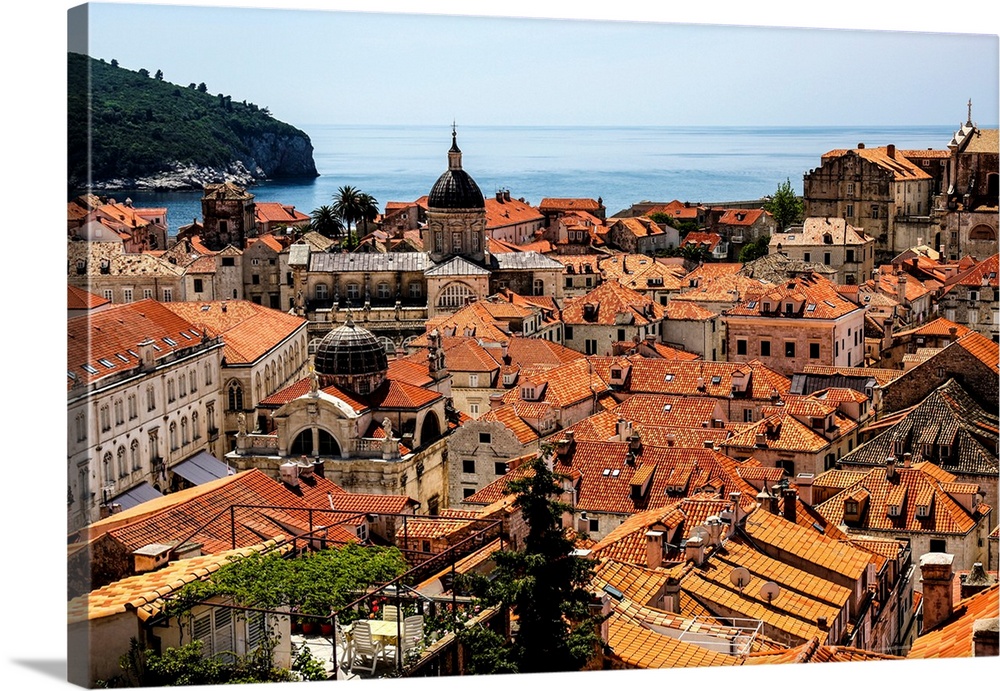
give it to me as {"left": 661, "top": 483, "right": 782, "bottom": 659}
{"left": 102, "top": 452, "right": 113, "bottom": 486}
{"left": 227, "top": 381, "right": 243, "bottom": 411}
{"left": 169, "top": 422, "right": 178, "bottom": 451}
{"left": 437, "top": 282, "right": 477, "bottom": 310}
{"left": 167, "top": 379, "right": 176, "bottom": 403}
{"left": 192, "top": 411, "right": 200, "bottom": 439}
{"left": 970, "top": 224, "right": 997, "bottom": 241}
{"left": 130, "top": 439, "right": 141, "bottom": 471}
{"left": 178, "top": 373, "right": 187, "bottom": 397}
{"left": 117, "top": 446, "right": 127, "bottom": 478}
{"left": 181, "top": 417, "right": 189, "bottom": 445}
{"left": 147, "top": 385, "right": 157, "bottom": 411}
{"left": 256, "top": 373, "right": 262, "bottom": 403}
{"left": 189, "top": 368, "right": 197, "bottom": 393}
{"left": 264, "top": 365, "right": 271, "bottom": 394}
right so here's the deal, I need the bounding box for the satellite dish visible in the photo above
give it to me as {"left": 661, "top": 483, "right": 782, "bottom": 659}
{"left": 759, "top": 581, "right": 781, "bottom": 604}
{"left": 690, "top": 526, "right": 710, "bottom": 543}
{"left": 729, "top": 567, "right": 751, "bottom": 591}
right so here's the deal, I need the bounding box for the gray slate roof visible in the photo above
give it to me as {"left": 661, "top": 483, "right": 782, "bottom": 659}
{"left": 424, "top": 255, "right": 489, "bottom": 277}
{"left": 310, "top": 251, "right": 433, "bottom": 273}
{"left": 488, "top": 251, "right": 564, "bottom": 271}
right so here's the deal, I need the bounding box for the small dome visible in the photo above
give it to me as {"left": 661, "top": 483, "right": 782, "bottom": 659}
{"left": 314, "top": 317, "right": 388, "bottom": 379}
{"left": 428, "top": 169, "right": 485, "bottom": 209}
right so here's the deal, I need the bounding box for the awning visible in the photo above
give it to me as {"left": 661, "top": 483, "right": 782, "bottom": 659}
{"left": 109, "top": 481, "right": 163, "bottom": 511}
{"left": 171, "top": 451, "right": 233, "bottom": 486}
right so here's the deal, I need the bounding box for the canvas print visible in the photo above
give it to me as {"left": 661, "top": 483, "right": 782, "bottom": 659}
{"left": 66, "top": 2, "right": 999, "bottom": 687}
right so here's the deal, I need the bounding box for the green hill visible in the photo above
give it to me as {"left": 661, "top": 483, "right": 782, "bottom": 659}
{"left": 67, "top": 52, "right": 318, "bottom": 189}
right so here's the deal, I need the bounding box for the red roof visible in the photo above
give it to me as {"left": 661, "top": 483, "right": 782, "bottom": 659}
{"left": 484, "top": 196, "right": 543, "bottom": 229}
{"left": 68, "top": 284, "right": 110, "bottom": 310}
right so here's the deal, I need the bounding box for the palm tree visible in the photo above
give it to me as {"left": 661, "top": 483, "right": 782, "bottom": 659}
{"left": 357, "top": 192, "right": 380, "bottom": 237}
{"left": 332, "top": 185, "right": 363, "bottom": 248}
{"left": 310, "top": 205, "right": 343, "bottom": 240}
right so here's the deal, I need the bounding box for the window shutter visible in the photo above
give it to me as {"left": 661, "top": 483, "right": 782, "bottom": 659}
{"left": 214, "top": 608, "right": 235, "bottom": 663}
{"left": 246, "top": 611, "right": 267, "bottom": 651}
{"left": 193, "top": 613, "right": 214, "bottom": 657}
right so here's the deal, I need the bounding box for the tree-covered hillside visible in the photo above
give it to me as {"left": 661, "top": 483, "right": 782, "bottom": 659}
{"left": 67, "top": 52, "right": 317, "bottom": 187}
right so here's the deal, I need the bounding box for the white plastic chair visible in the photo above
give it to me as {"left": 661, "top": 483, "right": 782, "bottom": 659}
{"left": 335, "top": 619, "right": 354, "bottom": 672}
{"left": 401, "top": 615, "right": 424, "bottom": 655}
{"left": 381, "top": 605, "right": 400, "bottom": 622}
{"left": 349, "top": 620, "right": 382, "bottom": 675}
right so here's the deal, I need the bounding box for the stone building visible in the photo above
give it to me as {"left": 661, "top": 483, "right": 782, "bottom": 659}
{"left": 769, "top": 217, "right": 875, "bottom": 285}
{"left": 68, "top": 240, "right": 185, "bottom": 305}
{"left": 484, "top": 190, "right": 545, "bottom": 244}
{"left": 803, "top": 143, "right": 947, "bottom": 259}
{"left": 162, "top": 300, "right": 310, "bottom": 453}
{"left": 242, "top": 234, "right": 287, "bottom": 309}
{"left": 598, "top": 254, "right": 687, "bottom": 306}
{"left": 934, "top": 109, "right": 999, "bottom": 260}
{"left": 711, "top": 208, "right": 775, "bottom": 259}
{"left": 723, "top": 273, "right": 866, "bottom": 376}
{"left": 253, "top": 202, "right": 310, "bottom": 235}
{"left": 561, "top": 280, "right": 666, "bottom": 356}
{"left": 605, "top": 217, "right": 677, "bottom": 255}
{"left": 200, "top": 182, "right": 256, "bottom": 251}
{"left": 67, "top": 300, "right": 226, "bottom": 530}
{"left": 447, "top": 414, "right": 541, "bottom": 505}
{"left": 229, "top": 319, "right": 454, "bottom": 512}
{"left": 937, "top": 253, "right": 999, "bottom": 341}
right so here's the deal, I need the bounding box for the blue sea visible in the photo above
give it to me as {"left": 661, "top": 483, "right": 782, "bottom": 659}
{"left": 113, "top": 124, "right": 961, "bottom": 235}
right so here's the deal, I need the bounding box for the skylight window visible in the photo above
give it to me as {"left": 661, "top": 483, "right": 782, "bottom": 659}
{"left": 115, "top": 353, "right": 130, "bottom": 363}
{"left": 823, "top": 300, "right": 837, "bottom": 308}
{"left": 711, "top": 376, "right": 722, "bottom": 385}
{"left": 602, "top": 469, "right": 611, "bottom": 476}
{"left": 663, "top": 404, "right": 672, "bottom": 412}
{"left": 806, "top": 304, "right": 817, "bottom": 312}
{"left": 747, "top": 301, "right": 758, "bottom": 309}
{"left": 127, "top": 349, "right": 138, "bottom": 358}
{"left": 82, "top": 364, "right": 99, "bottom": 374}
{"left": 152, "top": 345, "right": 162, "bottom": 352}
{"left": 98, "top": 358, "right": 116, "bottom": 369}
{"left": 664, "top": 374, "right": 675, "bottom": 382}
{"left": 179, "top": 332, "right": 192, "bottom": 340}
{"left": 200, "top": 305, "right": 211, "bottom": 311}
{"left": 189, "top": 329, "right": 199, "bottom": 337}
{"left": 612, "top": 469, "right": 621, "bottom": 477}
{"left": 163, "top": 337, "right": 178, "bottom": 346}
{"left": 67, "top": 371, "right": 77, "bottom": 381}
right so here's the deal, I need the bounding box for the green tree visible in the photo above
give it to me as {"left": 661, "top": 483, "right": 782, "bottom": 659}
{"left": 310, "top": 204, "right": 344, "bottom": 240}
{"left": 739, "top": 233, "right": 772, "bottom": 262}
{"left": 763, "top": 178, "right": 803, "bottom": 232}
{"left": 333, "top": 185, "right": 364, "bottom": 249}
{"left": 154, "top": 69, "right": 163, "bottom": 80}
{"left": 137, "top": 68, "right": 150, "bottom": 78}
{"left": 648, "top": 211, "right": 675, "bottom": 227}
{"left": 110, "top": 58, "right": 118, "bottom": 68}
{"left": 457, "top": 455, "right": 602, "bottom": 674}
{"left": 197, "top": 82, "right": 207, "bottom": 93}
{"left": 357, "top": 192, "right": 380, "bottom": 237}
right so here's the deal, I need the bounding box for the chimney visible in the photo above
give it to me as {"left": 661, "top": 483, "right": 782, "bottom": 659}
{"left": 960, "top": 562, "right": 996, "bottom": 599}
{"left": 728, "top": 492, "right": 744, "bottom": 525}
{"left": 705, "top": 516, "right": 723, "bottom": 547}
{"left": 919, "top": 552, "right": 955, "bottom": 632}
{"left": 662, "top": 577, "right": 681, "bottom": 613}
{"left": 645, "top": 530, "right": 664, "bottom": 569}
{"left": 137, "top": 338, "right": 156, "bottom": 371}
{"left": 948, "top": 326, "right": 958, "bottom": 342}
{"left": 496, "top": 190, "right": 504, "bottom": 202}
{"left": 896, "top": 272, "right": 908, "bottom": 303}
{"left": 279, "top": 461, "right": 300, "bottom": 488}
{"left": 972, "top": 619, "right": 999, "bottom": 657}
{"left": 616, "top": 417, "right": 632, "bottom": 442}
{"left": 795, "top": 473, "right": 815, "bottom": 505}
{"left": 782, "top": 488, "right": 797, "bottom": 522}
{"left": 903, "top": 452, "right": 912, "bottom": 468}
{"left": 504, "top": 189, "right": 511, "bottom": 201}
{"left": 886, "top": 456, "right": 897, "bottom": 480}
{"left": 685, "top": 536, "right": 705, "bottom": 565}
{"left": 628, "top": 432, "right": 642, "bottom": 454}
{"left": 556, "top": 431, "right": 576, "bottom": 458}
{"left": 857, "top": 143, "right": 865, "bottom": 149}
{"left": 887, "top": 144, "right": 896, "bottom": 159}
{"left": 817, "top": 616, "right": 829, "bottom": 632}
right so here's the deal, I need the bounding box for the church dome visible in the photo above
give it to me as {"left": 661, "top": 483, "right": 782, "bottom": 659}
{"left": 313, "top": 316, "right": 388, "bottom": 390}
{"left": 427, "top": 129, "right": 485, "bottom": 209}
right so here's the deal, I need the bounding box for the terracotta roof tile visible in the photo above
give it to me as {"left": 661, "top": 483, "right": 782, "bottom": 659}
{"left": 561, "top": 280, "right": 664, "bottom": 326}
{"left": 254, "top": 203, "right": 309, "bottom": 225}
{"left": 538, "top": 198, "right": 603, "bottom": 212}
{"left": 908, "top": 584, "right": 999, "bottom": 658}
{"left": 725, "top": 273, "right": 861, "bottom": 320}
{"left": 625, "top": 358, "right": 790, "bottom": 400}
{"left": 743, "top": 509, "right": 872, "bottom": 579}
{"left": 67, "top": 284, "right": 110, "bottom": 310}
{"left": 162, "top": 301, "right": 305, "bottom": 365}
{"left": 821, "top": 147, "right": 933, "bottom": 181}
{"left": 717, "top": 208, "right": 769, "bottom": 226}
{"left": 606, "top": 611, "right": 742, "bottom": 668}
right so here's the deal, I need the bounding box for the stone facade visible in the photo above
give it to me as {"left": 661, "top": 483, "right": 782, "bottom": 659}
{"left": 201, "top": 182, "right": 256, "bottom": 251}
{"left": 446, "top": 418, "right": 538, "bottom": 505}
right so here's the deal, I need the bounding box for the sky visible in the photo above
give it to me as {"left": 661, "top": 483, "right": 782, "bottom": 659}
{"left": 76, "top": 2, "right": 999, "bottom": 130}
{"left": 2, "top": 2, "right": 999, "bottom": 691}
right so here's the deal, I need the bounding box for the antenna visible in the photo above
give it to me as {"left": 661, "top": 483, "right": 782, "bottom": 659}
{"left": 690, "top": 525, "right": 710, "bottom": 544}
{"left": 729, "top": 567, "right": 751, "bottom": 592}
{"left": 759, "top": 581, "right": 781, "bottom": 605}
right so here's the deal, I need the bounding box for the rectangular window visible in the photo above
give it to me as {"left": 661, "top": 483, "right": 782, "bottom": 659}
{"left": 479, "top": 432, "right": 492, "bottom": 444}
{"left": 347, "top": 283, "right": 360, "bottom": 299}
{"left": 463, "top": 488, "right": 477, "bottom": 499}
{"left": 846, "top": 249, "right": 855, "bottom": 263}
{"left": 743, "top": 408, "right": 754, "bottom": 422}
{"left": 736, "top": 339, "right": 747, "bottom": 355}
{"left": 785, "top": 341, "right": 796, "bottom": 357}
{"left": 589, "top": 518, "right": 599, "bottom": 533}
{"left": 462, "top": 460, "right": 476, "bottom": 474}
{"left": 585, "top": 339, "right": 598, "bottom": 355}
{"left": 824, "top": 252, "right": 831, "bottom": 265}
{"left": 143, "top": 288, "right": 153, "bottom": 300}
{"left": 193, "top": 278, "right": 204, "bottom": 293}
{"left": 845, "top": 203, "right": 854, "bottom": 218}
{"left": 760, "top": 340, "right": 771, "bottom": 357}
{"left": 871, "top": 205, "right": 880, "bottom": 219}
{"left": 469, "top": 403, "right": 479, "bottom": 416}
{"left": 452, "top": 232, "right": 463, "bottom": 252}
{"left": 803, "top": 252, "right": 810, "bottom": 262}
{"left": 846, "top": 183, "right": 855, "bottom": 195}
{"left": 495, "top": 462, "right": 507, "bottom": 476}
{"left": 221, "top": 257, "right": 235, "bottom": 267}
{"left": 565, "top": 277, "right": 573, "bottom": 288}
{"left": 565, "top": 326, "right": 574, "bottom": 340}
{"left": 810, "top": 343, "right": 820, "bottom": 359}
{"left": 617, "top": 328, "right": 626, "bottom": 342}
{"left": 162, "top": 288, "right": 172, "bottom": 302}
{"left": 929, "top": 539, "right": 946, "bottom": 553}
{"left": 251, "top": 274, "right": 260, "bottom": 285}
{"left": 103, "top": 289, "right": 113, "bottom": 302}
{"left": 468, "top": 374, "right": 479, "bottom": 388}
{"left": 123, "top": 288, "right": 133, "bottom": 303}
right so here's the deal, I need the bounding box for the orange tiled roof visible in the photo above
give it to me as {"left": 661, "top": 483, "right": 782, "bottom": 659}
{"left": 892, "top": 317, "right": 971, "bottom": 340}
{"left": 67, "top": 299, "right": 207, "bottom": 388}
{"left": 247, "top": 233, "right": 287, "bottom": 254}
{"left": 821, "top": 146, "right": 933, "bottom": 181}
{"left": 605, "top": 610, "right": 742, "bottom": 668}
{"left": 162, "top": 301, "right": 305, "bottom": 365}
{"left": 67, "top": 540, "right": 289, "bottom": 625}
{"left": 625, "top": 358, "right": 791, "bottom": 400}
{"left": 254, "top": 202, "right": 309, "bottom": 225}
{"left": 723, "top": 412, "right": 831, "bottom": 454}
{"left": 682, "top": 232, "right": 723, "bottom": 251}
{"left": 590, "top": 504, "right": 686, "bottom": 565}
{"left": 944, "top": 252, "right": 998, "bottom": 289}
{"left": 955, "top": 330, "right": 1000, "bottom": 373}
{"left": 814, "top": 465, "right": 979, "bottom": 536}
{"left": 801, "top": 364, "right": 902, "bottom": 387}
{"left": 717, "top": 208, "right": 769, "bottom": 226}
{"left": 746, "top": 636, "right": 902, "bottom": 664}
{"left": 725, "top": 273, "right": 861, "bottom": 320}
{"left": 503, "top": 358, "right": 612, "bottom": 409}
{"left": 538, "top": 198, "right": 602, "bottom": 212}
{"left": 908, "top": 584, "right": 999, "bottom": 658}
{"left": 742, "top": 509, "right": 872, "bottom": 579}
{"left": 663, "top": 301, "right": 716, "bottom": 321}
{"left": 67, "top": 284, "right": 110, "bottom": 310}
{"left": 613, "top": 395, "right": 723, "bottom": 429}
{"left": 484, "top": 195, "right": 543, "bottom": 229}
{"left": 479, "top": 404, "right": 541, "bottom": 444}
{"left": 561, "top": 279, "right": 664, "bottom": 326}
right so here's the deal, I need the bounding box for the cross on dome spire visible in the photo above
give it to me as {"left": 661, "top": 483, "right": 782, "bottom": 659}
{"left": 448, "top": 122, "right": 463, "bottom": 169}
{"left": 967, "top": 99, "right": 973, "bottom": 126}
